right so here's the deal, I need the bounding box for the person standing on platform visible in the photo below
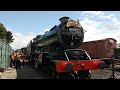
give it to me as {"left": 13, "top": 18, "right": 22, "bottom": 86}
{"left": 10, "top": 52, "right": 14, "bottom": 68}
{"left": 21, "top": 53, "right": 26, "bottom": 68}
{"left": 16, "top": 52, "right": 21, "bottom": 69}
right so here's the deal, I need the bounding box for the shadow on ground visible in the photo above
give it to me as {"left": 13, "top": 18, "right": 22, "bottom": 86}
{"left": 15, "top": 62, "right": 51, "bottom": 79}
{"left": 105, "top": 65, "right": 120, "bottom": 72}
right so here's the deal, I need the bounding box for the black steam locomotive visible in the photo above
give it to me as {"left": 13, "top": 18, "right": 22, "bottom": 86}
{"left": 27, "top": 17, "right": 105, "bottom": 79}
{"left": 36, "top": 16, "right": 84, "bottom": 49}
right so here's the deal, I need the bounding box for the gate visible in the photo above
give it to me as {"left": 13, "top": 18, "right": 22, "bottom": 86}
{"left": 0, "top": 40, "right": 12, "bottom": 69}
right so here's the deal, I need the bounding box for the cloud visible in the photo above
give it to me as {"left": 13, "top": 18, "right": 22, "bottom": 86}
{"left": 82, "top": 11, "right": 104, "bottom": 16}
{"left": 99, "top": 14, "right": 115, "bottom": 19}
{"left": 80, "top": 17, "right": 105, "bottom": 42}
{"left": 104, "top": 16, "right": 120, "bottom": 31}
{"left": 81, "top": 11, "right": 115, "bottom": 20}
{"left": 7, "top": 27, "right": 50, "bottom": 50}
{"left": 9, "top": 30, "right": 37, "bottom": 50}
{"left": 79, "top": 11, "right": 120, "bottom": 43}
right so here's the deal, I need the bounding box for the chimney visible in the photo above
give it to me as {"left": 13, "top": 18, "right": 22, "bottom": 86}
{"left": 59, "top": 16, "right": 70, "bottom": 23}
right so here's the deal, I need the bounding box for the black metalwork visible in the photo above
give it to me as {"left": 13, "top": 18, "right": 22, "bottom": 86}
{"left": 108, "top": 55, "right": 117, "bottom": 79}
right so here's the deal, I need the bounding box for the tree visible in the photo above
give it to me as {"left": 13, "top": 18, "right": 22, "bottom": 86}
{"left": 0, "top": 23, "right": 7, "bottom": 39}
{"left": 0, "top": 23, "right": 14, "bottom": 43}
{"left": 6, "top": 31, "right": 14, "bottom": 43}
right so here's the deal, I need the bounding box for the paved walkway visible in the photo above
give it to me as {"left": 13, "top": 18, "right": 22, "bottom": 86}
{"left": 1, "top": 64, "right": 50, "bottom": 79}
{"left": 2, "top": 67, "right": 17, "bottom": 79}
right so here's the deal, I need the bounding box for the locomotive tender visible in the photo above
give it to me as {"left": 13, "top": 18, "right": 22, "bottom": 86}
{"left": 27, "top": 16, "right": 105, "bottom": 79}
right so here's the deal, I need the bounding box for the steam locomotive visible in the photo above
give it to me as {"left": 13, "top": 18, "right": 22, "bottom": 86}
{"left": 27, "top": 17, "right": 105, "bottom": 79}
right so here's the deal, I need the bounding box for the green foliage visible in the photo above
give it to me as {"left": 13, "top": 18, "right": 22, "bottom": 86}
{"left": 6, "top": 31, "right": 14, "bottom": 43}
{"left": 0, "top": 23, "right": 7, "bottom": 38}
{"left": 0, "top": 23, "right": 14, "bottom": 43}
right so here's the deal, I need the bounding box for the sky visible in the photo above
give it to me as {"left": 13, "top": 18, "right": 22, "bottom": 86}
{"left": 0, "top": 11, "right": 120, "bottom": 50}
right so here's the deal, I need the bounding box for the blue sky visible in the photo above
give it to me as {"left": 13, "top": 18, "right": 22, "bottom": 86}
{"left": 0, "top": 11, "right": 120, "bottom": 50}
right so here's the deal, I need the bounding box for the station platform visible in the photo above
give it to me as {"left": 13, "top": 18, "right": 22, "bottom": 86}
{"left": 0, "top": 67, "right": 16, "bottom": 79}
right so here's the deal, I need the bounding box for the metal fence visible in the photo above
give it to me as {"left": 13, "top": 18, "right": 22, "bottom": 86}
{"left": 0, "top": 40, "right": 12, "bottom": 69}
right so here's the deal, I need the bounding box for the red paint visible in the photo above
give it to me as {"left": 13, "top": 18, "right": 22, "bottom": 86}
{"left": 55, "top": 59, "right": 102, "bottom": 73}
{"left": 21, "top": 55, "right": 27, "bottom": 60}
